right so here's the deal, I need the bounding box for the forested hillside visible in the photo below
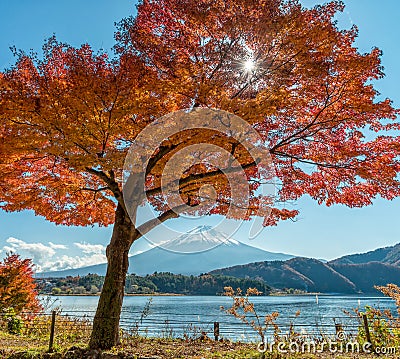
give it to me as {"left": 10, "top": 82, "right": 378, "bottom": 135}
{"left": 37, "top": 272, "right": 270, "bottom": 296}
{"left": 211, "top": 257, "right": 400, "bottom": 293}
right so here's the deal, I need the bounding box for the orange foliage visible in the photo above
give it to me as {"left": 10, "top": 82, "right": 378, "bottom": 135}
{"left": 2, "top": 0, "right": 400, "bottom": 349}
{"left": 0, "top": 253, "right": 42, "bottom": 314}
{"left": 0, "top": 0, "right": 399, "bottom": 228}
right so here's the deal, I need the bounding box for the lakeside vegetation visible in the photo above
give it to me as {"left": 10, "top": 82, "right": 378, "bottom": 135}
{"left": 36, "top": 272, "right": 271, "bottom": 296}
{"left": 2, "top": 284, "right": 400, "bottom": 358}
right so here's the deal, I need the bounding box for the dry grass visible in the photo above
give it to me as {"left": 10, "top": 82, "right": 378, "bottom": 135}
{"left": 1, "top": 331, "right": 399, "bottom": 359}
{"left": 115, "top": 336, "right": 259, "bottom": 358}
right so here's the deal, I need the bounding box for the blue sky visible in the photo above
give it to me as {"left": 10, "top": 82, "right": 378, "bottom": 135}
{"left": 0, "top": 0, "right": 399, "bottom": 272}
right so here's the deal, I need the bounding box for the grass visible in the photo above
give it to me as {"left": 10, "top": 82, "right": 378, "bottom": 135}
{"left": 1, "top": 328, "right": 400, "bottom": 359}
{"left": 0, "top": 330, "right": 259, "bottom": 358}
{"left": 0, "top": 313, "right": 90, "bottom": 358}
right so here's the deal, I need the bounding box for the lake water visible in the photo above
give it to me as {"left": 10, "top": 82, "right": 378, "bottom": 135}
{"left": 45, "top": 295, "right": 397, "bottom": 341}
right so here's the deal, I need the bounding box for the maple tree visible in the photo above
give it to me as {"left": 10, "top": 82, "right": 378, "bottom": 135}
{"left": 0, "top": 253, "right": 42, "bottom": 315}
{"left": 1, "top": 0, "right": 400, "bottom": 349}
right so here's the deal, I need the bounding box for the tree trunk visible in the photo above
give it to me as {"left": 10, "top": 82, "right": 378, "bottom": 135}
{"left": 89, "top": 203, "right": 135, "bottom": 350}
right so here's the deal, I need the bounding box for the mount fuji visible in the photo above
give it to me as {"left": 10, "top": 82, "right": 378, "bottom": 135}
{"left": 40, "top": 225, "right": 293, "bottom": 277}
{"left": 159, "top": 225, "right": 242, "bottom": 253}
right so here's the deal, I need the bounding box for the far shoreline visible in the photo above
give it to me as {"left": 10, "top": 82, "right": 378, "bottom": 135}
{"left": 44, "top": 293, "right": 185, "bottom": 297}
{"left": 40, "top": 292, "right": 375, "bottom": 297}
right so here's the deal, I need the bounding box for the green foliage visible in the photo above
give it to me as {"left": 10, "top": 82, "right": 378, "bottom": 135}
{"left": 72, "top": 286, "right": 86, "bottom": 294}
{"left": 89, "top": 285, "right": 99, "bottom": 294}
{"left": 22, "top": 312, "right": 91, "bottom": 347}
{"left": 51, "top": 287, "right": 62, "bottom": 295}
{"left": 4, "top": 308, "right": 24, "bottom": 335}
{"left": 146, "top": 272, "right": 270, "bottom": 295}
{"left": 354, "top": 284, "right": 400, "bottom": 348}
{"left": 38, "top": 272, "right": 270, "bottom": 296}
{"left": 125, "top": 274, "right": 157, "bottom": 294}
{"left": 357, "top": 306, "right": 393, "bottom": 347}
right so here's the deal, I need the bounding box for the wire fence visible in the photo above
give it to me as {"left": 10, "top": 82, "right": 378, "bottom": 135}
{"left": 1, "top": 306, "right": 400, "bottom": 353}
{"left": 118, "top": 311, "right": 362, "bottom": 340}
{"left": 0, "top": 309, "right": 374, "bottom": 342}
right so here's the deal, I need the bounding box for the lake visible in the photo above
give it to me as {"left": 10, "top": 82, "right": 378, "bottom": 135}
{"left": 45, "top": 295, "right": 397, "bottom": 342}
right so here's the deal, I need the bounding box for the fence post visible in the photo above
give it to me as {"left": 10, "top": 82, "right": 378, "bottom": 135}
{"left": 362, "top": 314, "right": 372, "bottom": 345}
{"left": 214, "top": 321, "right": 219, "bottom": 341}
{"left": 48, "top": 311, "right": 56, "bottom": 352}
{"left": 335, "top": 323, "right": 343, "bottom": 335}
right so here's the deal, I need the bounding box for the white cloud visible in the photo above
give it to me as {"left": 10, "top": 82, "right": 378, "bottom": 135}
{"left": 74, "top": 242, "right": 106, "bottom": 254}
{"left": 42, "top": 253, "right": 107, "bottom": 272}
{"left": 5, "top": 237, "right": 56, "bottom": 263}
{"left": 49, "top": 242, "right": 68, "bottom": 250}
{"left": 3, "top": 245, "right": 15, "bottom": 253}
{"left": 1, "top": 237, "right": 107, "bottom": 273}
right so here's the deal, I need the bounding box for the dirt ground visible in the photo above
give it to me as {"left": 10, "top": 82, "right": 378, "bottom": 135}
{"left": 1, "top": 333, "right": 399, "bottom": 358}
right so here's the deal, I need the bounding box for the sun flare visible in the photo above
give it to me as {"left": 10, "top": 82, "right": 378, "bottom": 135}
{"left": 243, "top": 59, "right": 255, "bottom": 72}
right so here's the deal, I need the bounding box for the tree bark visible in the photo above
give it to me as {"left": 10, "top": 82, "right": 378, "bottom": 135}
{"left": 87, "top": 168, "right": 184, "bottom": 349}
{"left": 89, "top": 203, "right": 136, "bottom": 350}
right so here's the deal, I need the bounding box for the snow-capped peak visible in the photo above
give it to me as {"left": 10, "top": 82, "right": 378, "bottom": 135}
{"left": 161, "top": 225, "right": 240, "bottom": 253}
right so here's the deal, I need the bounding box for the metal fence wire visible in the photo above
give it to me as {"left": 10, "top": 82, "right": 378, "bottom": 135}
{"left": 2, "top": 308, "right": 399, "bottom": 350}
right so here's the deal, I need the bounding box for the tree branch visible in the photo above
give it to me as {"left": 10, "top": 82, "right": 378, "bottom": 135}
{"left": 145, "top": 160, "right": 258, "bottom": 197}
{"left": 85, "top": 167, "right": 125, "bottom": 207}
{"left": 272, "top": 150, "right": 353, "bottom": 170}
{"left": 134, "top": 203, "right": 197, "bottom": 240}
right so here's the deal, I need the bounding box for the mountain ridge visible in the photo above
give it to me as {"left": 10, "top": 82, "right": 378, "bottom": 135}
{"left": 37, "top": 225, "right": 400, "bottom": 294}
{"left": 38, "top": 226, "right": 294, "bottom": 277}
{"left": 329, "top": 243, "right": 400, "bottom": 266}
{"left": 210, "top": 257, "right": 358, "bottom": 293}
{"left": 210, "top": 252, "right": 400, "bottom": 294}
